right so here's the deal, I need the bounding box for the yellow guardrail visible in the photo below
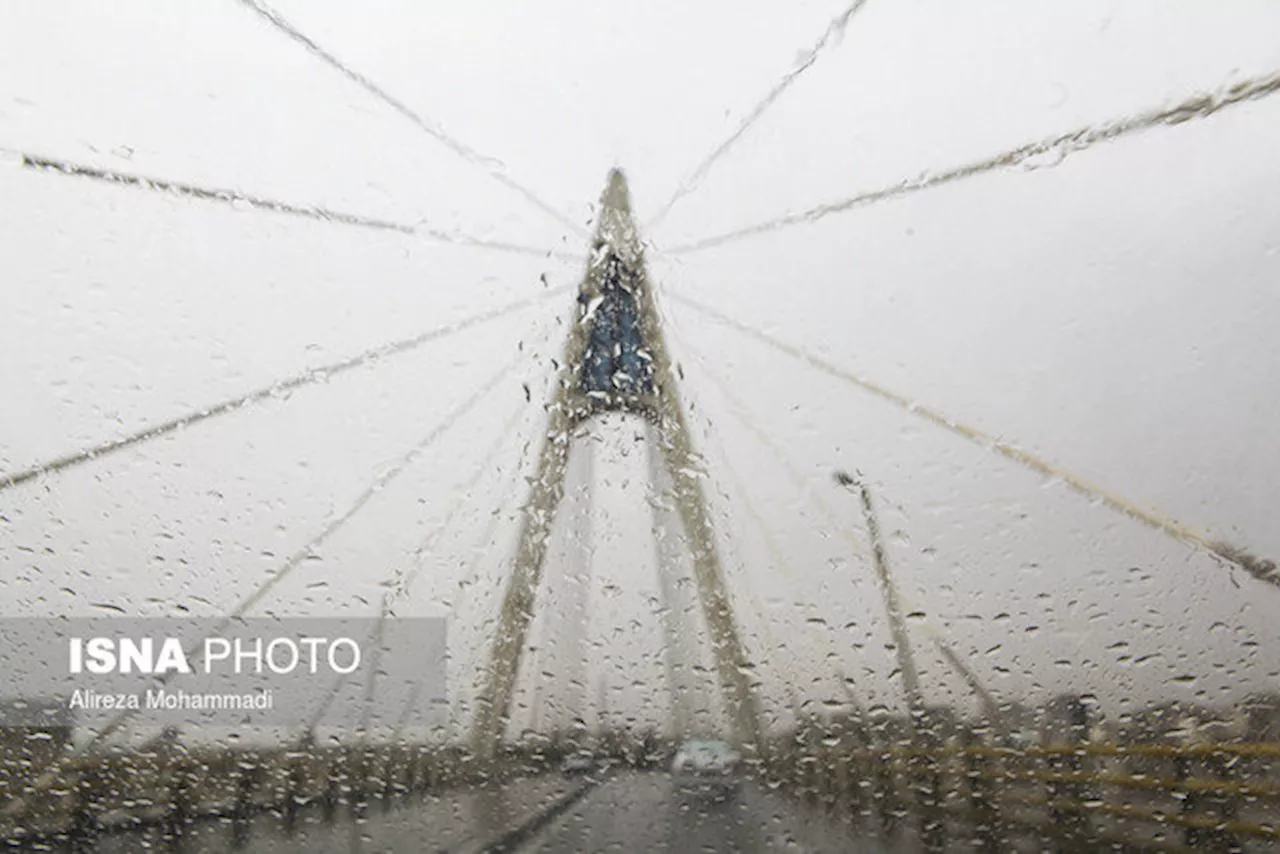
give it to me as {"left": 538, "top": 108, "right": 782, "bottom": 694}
{"left": 875, "top": 741, "right": 1280, "bottom": 761}
{"left": 769, "top": 740, "right": 1280, "bottom": 847}
{"left": 963, "top": 767, "right": 1280, "bottom": 800}
{"left": 1002, "top": 792, "right": 1280, "bottom": 840}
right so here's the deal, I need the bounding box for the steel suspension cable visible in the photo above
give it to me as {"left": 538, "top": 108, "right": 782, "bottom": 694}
{"left": 646, "top": 0, "right": 873, "bottom": 229}
{"left": 10, "top": 149, "right": 577, "bottom": 259}
{"left": 667, "top": 69, "right": 1280, "bottom": 254}
{"left": 704, "top": 433, "right": 859, "bottom": 720}
{"left": 674, "top": 331, "right": 1000, "bottom": 719}
{"left": 663, "top": 319, "right": 864, "bottom": 716}
{"left": 2, "top": 286, "right": 569, "bottom": 492}
{"left": 237, "top": 0, "right": 587, "bottom": 239}
{"left": 674, "top": 331, "right": 868, "bottom": 560}
{"left": 669, "top": 293, "right": 1278, "bottom": 589}
{"left": 388, "top": 415, "right": 531, "bottom": 740}
{"left": 384, "top": 321, "right": 559, "bottom": 737}
{"left": 386, "top": 403, "right": 528, "bottom": 615}
{"left": 227, "top": 356, "right": 521, "bottom": 620}
{"left": 440, "top": 397, "right": 546, "bottom": 740}
{"left": 301, "top": 607, "right": 387, "bottom": 739}
{"left": 80, "top": 350, "right": 521, "bottom": 749}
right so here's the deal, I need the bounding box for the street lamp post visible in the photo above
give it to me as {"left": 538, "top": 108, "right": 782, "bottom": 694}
{"left": 834, "top": 471, "right": 924, "bottom": 719}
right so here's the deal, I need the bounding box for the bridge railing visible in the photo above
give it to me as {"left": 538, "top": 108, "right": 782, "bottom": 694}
{"left": 0, "top": 742, "right": 518, "bottom": 846}
{"left": 0, "top": 726, "right": 672, "bottom": 847}
{"left": 767, "top": 739, "right": 1280, "bottom": 850}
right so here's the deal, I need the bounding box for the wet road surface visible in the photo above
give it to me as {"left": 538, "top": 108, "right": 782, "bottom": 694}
{"left": 82, "top": 770, "right": 916, "bottom": 852}
{"left": 86, "top": 772, "right": 583, "bottom": 853}
{"left": 526, "top": 770, "right": 904, "bottom": 853}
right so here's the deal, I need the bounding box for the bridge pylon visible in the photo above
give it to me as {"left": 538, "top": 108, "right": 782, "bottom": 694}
{"left": 471, "top": 169, "right": 762, "bottom": 760}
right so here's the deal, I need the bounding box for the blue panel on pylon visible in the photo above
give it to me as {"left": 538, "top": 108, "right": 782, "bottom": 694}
{"left": 580, "top": 253, "right": 654, "bottom": 399}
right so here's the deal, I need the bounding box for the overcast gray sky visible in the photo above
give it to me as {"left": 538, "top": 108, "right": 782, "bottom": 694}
{"left": 2, "top": 1, "right": 1279, "bottom": 737}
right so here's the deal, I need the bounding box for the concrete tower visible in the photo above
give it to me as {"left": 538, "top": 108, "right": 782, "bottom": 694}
{"left": 471, "top": 170, "right": 761, "bottom": 760}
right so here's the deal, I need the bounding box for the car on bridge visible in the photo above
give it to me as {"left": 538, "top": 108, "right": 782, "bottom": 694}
{"left": 560, "top": 750, "right": 598, "bottom": 774}
{"left": 670, "top": 738, "right": 741, "bottom": 799}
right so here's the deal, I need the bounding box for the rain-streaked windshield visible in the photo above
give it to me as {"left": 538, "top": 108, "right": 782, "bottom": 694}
{"left": 3, "top": 2, "right": 1279, "bottom": 851}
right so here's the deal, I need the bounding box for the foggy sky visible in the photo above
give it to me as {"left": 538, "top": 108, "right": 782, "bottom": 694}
{"left": 2, "top": 1, "right": 1279, "bottom": 737}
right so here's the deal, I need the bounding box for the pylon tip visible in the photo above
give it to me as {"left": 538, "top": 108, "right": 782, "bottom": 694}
{"left": 602, "top": 168, "right": 632, "bottom": 214}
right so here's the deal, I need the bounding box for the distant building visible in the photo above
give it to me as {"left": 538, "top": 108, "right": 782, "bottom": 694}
{"left": 1240, "top": 693, "right": 1280, "bottom": 741}
{"left": 1039, "top": 694, "right": 1091, "bottom": 744}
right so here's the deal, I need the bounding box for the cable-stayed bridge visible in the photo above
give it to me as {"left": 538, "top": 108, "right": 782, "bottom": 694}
{"left": 3, "top": 2, "right": 1280, "bottom": 850}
